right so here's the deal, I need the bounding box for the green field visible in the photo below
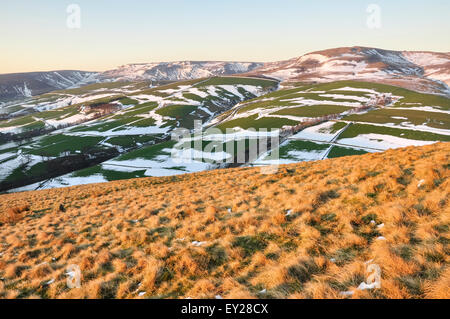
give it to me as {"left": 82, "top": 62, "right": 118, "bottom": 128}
{"left": 327, "top": 146, "right": 368, "bottom": 158}
{"left": 72, "top": 165, "right": 147, "bottom": 181}
{"left": 0, "top": 115, "right": 36, "bottom": 128}
{"left": 106, "top": 135, "right": 160, "bottom": 148}
{"left": 278, "top": 140, "right": 329, "bottom": 159}
{"left": 234, "top": 81, "right": 372, "bottom": 114}
{"left": 317, "top": 80, "right": 450, "bottom": 109}
{"left": 344, "top": 108, "right": 450, "bottom": 129}
{"left": 28, "top": 135, "right": 105, "bottom": 157}
{"left": 273, "top": 105, "right": 351, "bottom": 118}
{"left": 338, "top": 123, "right": 450, "bottom": 142}
{"left": 70, "top": 117, "right": 144, "bottom": 132}
{"left": 323, "top": 121, "right": 348, "bottom": 134}
{"left": 216, "top": 114, "right": 299, "bottom": 131}
{"left": 155, "top": 105, "right": 198, "bottom": 118}
{"left": 117, "top": 102, "right": 158, "bottom": 117}
{"left": 117, "top": 141, "right": 176, "bottom": 161}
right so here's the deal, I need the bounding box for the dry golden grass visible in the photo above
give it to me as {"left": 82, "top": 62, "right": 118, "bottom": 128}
{"left": 0, "top": 142, "right": 448, "bottom": 299}
{"left": 0, "top": 205, "right": 29, "bottom": 224}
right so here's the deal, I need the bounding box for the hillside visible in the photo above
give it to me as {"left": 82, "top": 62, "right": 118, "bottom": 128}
{"left": 9, "top": 79, "right": 447, "bottom": 192}
{"left": 0, "top": 62, "right": 263, "bottom": 104}
{"left": 0, "top": 71, "right": 97, "bottom": 104}
{"left": 246, "top": 46, "right": 450, "bottom": 97}
{"left": 0, "top": 142, "right": 448, "bottom": 299}
{"left": 1, "top": 77, "right": 449, "bottom": 193}
{"left": 99, "top": 61, "right": 263, "bottom": 82}
{"left": 216, "top": 80, "right": 450, "bottom": 165}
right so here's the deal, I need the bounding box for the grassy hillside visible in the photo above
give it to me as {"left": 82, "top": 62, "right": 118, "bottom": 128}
{"left": 214, "top": 80, "right": 449, "bottom": 167}
{"left": 0, "top": 142, "right": 448, "bottom": 299}
{"left": 216, "top": 80, "right": 450, "bottom": 131}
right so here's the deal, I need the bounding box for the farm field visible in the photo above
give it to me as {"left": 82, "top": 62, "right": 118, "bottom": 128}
{"left": 1, "top": 79, "right": 449, "bottom": 192}
{"left": 214, "top": 81, "right": 449, "bottom": 168}
{"left": 215, "top": 81, "right": 449, "bottom": 131}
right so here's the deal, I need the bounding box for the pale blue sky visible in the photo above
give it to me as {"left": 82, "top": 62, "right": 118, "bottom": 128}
{"left": 1, "top": 0, "right": 449, "bottom": 73}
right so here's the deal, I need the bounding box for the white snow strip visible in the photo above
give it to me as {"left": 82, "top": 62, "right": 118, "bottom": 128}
{"left": 338, "top": 134, "right": 436, "bottom": 150}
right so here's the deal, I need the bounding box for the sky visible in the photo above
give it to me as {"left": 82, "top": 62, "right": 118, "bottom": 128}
{"left": 1, "top": 0, "right": 449, "bottom": 74}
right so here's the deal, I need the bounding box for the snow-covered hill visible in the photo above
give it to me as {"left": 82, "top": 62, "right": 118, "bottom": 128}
{"left": 99, "top": 61, "right": 263, "bottom": 82}
{"left": 246, "top": 47, "right": 450, "bottom": 96}
{"left": 0, "top": 71, "right": 98, "bottom": 103}
{"left": 0, "top": 62, "right": 262, "bottom": 104}
{"left": 2, "top": 47, "right": 449, "bottom": 104}
{"left": 402, "top": 51, "right": 450, "bottom": 86}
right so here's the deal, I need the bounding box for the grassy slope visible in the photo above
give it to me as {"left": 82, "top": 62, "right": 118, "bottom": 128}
{"left": 339, "top": 123, "right": 450, "bottom": 142}
{"left": 194, "top": 77, "right": 279, "bottom": 89}
{"left": 302, "top": 81, "right": 450, "bottom": 109}
{"left": 216, "top": 80, "right": 450, "bottom": 132}
{"left": 273, "top": 105, "right": 352, "bottom": 118}
{"left": 0, "top": 142, "right": 448, "bottom": 299}
{"left": 344, "top": 109, "right": 450, "bottom": 130}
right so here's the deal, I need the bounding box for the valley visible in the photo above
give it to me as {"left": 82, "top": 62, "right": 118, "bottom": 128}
{"left": 0, "top": 47, "right": 449, "bottom": 194}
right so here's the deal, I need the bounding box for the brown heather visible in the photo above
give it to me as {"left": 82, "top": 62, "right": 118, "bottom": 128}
{"left": 0, "top": 142, "right": 448, "bottom": 299}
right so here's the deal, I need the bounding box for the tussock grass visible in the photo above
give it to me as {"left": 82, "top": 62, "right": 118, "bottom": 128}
{"left": 0, "top": 142, "right": 448, "bottom": 299}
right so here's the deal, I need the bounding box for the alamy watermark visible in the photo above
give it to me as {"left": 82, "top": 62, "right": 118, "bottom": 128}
{"left": 366, "top": 4, "right": 382, "bottom": 29}
{"left": 66, "top": 4, "right": 81, "bottom": 29}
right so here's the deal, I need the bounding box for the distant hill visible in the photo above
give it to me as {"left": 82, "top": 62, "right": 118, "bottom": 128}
{"left": 2, "top": 46, "right": 448, "bottom": 104}
{"left": 0, "top": 71, "right": 98, "bottom": 104}
{"left": 0, "top": 62, "right": 263, "bottom": 104}
{"left": 245, "top": 46, "right": 450, "bottom": 97}
{"left": 99, "top": 61, "right": 263, "bottom": 82}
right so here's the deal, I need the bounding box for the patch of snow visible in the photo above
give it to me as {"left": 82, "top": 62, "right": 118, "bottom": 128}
{"left": 9, "top": 174, "right": 109, "bottom": 192}
{"left": 389, "top": 106, "right": 450, "bottom": 115}
{"left": 357, "top": 282, "right": 379, "bottom": 290}
{"left": 290, "top": 121, "right": 345, "bottom": 142}
{"left": 45, "top": 279, "right": 55, "bottom": 285}
{"left": 338, "top": 134, "right": 436, "bottom": 150}
{"left": 333, "top": 87, "right": 379, "bottom": 94}
{"left": 191, "top": 241, "right": 207, "bottom": 247}
{"left": 318, "top": 94, "right": 370, "bottom": 103}
{"left": 417, "top": 179, "right": 425, "bottom": 188}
